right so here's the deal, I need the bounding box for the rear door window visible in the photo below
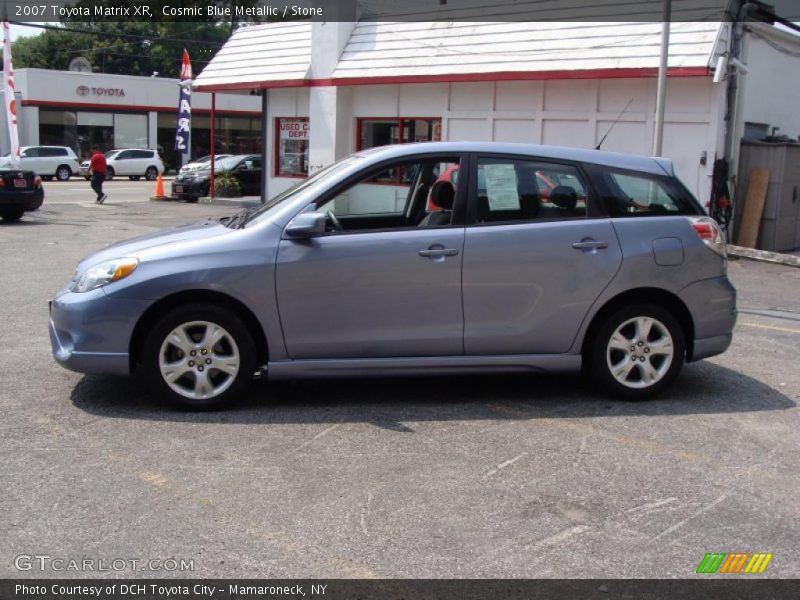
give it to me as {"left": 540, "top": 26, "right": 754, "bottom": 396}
{"left": 586, "top": 166, "right": 702, "bottom": 217}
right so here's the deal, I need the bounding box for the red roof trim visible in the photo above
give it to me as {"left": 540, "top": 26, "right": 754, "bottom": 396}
{"left": 21, "top": 99, "right": 261, "bottom": 117}
{"left": 193, "top": 67, "right": 710, "bottom": 92}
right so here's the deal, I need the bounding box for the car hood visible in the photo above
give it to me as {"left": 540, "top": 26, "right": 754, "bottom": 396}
{"left": 75, "top": 219, "right": 231, "bottom": 271}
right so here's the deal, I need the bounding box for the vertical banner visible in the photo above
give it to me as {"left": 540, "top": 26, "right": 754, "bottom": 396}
{"left": 174, "top": 49, "right": 192, "bottom": 156}
{"left": 2, "top": 20, "right": 20, "bottom": 166}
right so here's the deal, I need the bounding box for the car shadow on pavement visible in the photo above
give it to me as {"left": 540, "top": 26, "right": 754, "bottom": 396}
{"left": 70, "top": 360, "right": 795, "bottom": 428}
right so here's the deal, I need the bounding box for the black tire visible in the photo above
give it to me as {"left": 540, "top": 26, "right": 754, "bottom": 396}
{"left": 105, "top": 167, "right": 114, "bottom": 180}
{"left": 84, "top": 176, "right": 91, "bottom": 181}
{"left": 43, "top": 175, "right": 54, "bottom": 181}
{"left": 586, "top": 303, "right": 685, "bottom": 401}
{"left": 145, "top": 167, "right": 158, "bottom": 181}
{"left": 141, "top": 304, "right": 256, "bottom": 410}
{"left": 131, "top": 176, "right": 141, "bottom": 181}
{"left": 0, "top": 209, "right": 24, "bottom": 222}
{"left": 186, "top": 196, "right": 199, "bottom": 203}
{"left": 55, "top": 165, "right": 72, "bottom": 181}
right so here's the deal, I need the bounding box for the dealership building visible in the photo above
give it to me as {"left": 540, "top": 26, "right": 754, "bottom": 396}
{"left": 0, "top": 68, "right": 261, "bottom": 170}
{"left": 193, "top": 14, "right": 800, "bottom": 205}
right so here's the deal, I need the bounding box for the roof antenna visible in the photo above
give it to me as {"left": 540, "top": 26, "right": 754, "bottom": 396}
{"left": 596, "top": 98, "right": 634, "bottom": 150}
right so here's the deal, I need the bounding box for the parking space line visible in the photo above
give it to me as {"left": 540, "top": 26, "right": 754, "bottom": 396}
{"left": 739, "top": 322, "right": 800, "bottom": 334}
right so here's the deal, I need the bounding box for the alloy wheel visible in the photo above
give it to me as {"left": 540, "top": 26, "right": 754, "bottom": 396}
{"left": 158, "top": 320, "right": 241, "bottom": 400}
{"left": 606, "top": 316, "right": 674, "bottom": 389}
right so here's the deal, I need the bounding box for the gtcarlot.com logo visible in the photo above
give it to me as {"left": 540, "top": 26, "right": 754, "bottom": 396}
{"left": 14, "top": 554, "right": 194, "bottom": 572}
{"left": 696, "top": 552, "right": 773, "bottom": 574}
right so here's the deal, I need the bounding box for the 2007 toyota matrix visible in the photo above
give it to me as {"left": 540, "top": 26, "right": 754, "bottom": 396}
{"left": 49, "top": 142, "right": 736, "bottom": 409}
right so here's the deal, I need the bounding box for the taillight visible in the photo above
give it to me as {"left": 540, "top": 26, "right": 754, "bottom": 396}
{"left": 0, "top": 178, "right": 5, "bottom": 188}
{"left": 34, "top": 176, "right": 42, "bottom": 189}
{"left": 689, "top": 216, "right": 726, "bottom": 257}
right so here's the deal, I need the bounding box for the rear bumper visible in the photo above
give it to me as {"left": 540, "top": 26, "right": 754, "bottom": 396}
{"left": 0, "top": 188, "right": 44, "bottom": 212}
{"left": 679, "top": 276, "right": 737, "bottom": 362}
{"left": 171, "top": 181, "right": 207, "bottom": 198}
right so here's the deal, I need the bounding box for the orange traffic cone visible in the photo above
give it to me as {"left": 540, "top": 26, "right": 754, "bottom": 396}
{"left": 149, "top": 173, "right": 171, "bottom": 202}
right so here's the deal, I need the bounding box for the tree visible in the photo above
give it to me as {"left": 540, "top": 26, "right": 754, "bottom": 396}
{"left": 9, "top": 21, "right": 230, "bottom": 77}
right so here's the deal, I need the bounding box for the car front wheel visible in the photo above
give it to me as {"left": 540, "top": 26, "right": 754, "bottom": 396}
{"left": 105, "top": 168, "right": 114, "bottom": 180}
{"left": 142, "top": 304, "right": 256, "bottom": 410}
{"left": 145, "top": 167, "right": 158, "bottom": 180}
{"left": 588, "top": 304, "right": 685, "bottom": 400}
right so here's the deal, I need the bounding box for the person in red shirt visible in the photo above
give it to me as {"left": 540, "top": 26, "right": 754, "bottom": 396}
{"left": 89, "top": 148, "right": 107, "bottom": 204}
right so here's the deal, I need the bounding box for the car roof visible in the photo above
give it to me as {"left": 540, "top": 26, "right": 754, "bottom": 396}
{"left": 353, "top": 142, "right": 673, "bottom": 176}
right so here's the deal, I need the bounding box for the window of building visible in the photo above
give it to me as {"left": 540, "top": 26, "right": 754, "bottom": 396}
{"left": 275, "top": 117, "right": 309, "bottom": 178}
{"left": 474, "top": 157, "right": 588, "bottom": 223}
{"left": 157, "top": 112, "right": 261, "bottom": 175}
{"left": 355, "top": 118, "right": 442, "bottom": 184}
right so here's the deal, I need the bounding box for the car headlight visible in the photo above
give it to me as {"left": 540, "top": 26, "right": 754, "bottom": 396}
{"left": 70, "top": 258, "right": 139, "bottom": 293}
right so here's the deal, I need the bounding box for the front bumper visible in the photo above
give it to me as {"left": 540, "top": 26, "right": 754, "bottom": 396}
{"left": 0, "top": 188, "right": 44, "bottom": 212}
{"left": 49, "top": 287, "right": 146, "bottom": 376}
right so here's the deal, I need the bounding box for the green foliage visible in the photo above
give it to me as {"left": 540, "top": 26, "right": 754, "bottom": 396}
{"left": 10, "top": 21, "right": 229, "bottom": 78}
{"left": 6, "top": 0, "right": 280, "bottom": 78}
{"left": 214, "top": 171, "right": 241, "bottom": 197}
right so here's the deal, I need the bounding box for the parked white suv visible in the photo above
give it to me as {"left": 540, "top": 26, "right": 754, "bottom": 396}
{"left": 80, "top": 149, "right": 165, "bottom": 181}
{"left": 0, "top": 146, "right": 81, "bottom": 181}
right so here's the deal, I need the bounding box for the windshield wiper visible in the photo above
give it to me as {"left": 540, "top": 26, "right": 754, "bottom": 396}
{"left": 225, "top": 207, "right": 258, "bottom": 229}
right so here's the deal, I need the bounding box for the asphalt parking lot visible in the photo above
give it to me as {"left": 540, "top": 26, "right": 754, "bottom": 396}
{"left": 1, "top": 190, "right": 799, "bottom": 579}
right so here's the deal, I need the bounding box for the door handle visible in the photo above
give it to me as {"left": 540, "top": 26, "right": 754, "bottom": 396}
{"left": 572, "top": 241, "right": 608, "bottom": 250}
{"left": 419, "top": 248, "right": 458, "bottom": 257}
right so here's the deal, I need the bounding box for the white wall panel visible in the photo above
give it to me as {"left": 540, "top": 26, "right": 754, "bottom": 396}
{"left": 544, "top": 80, "right": 593, "bottom": 112}
{"left": 494, "top": 119, "right": 538, "bottom": 143}
{"left": 542, "top": 119, "right": 593, "bottom": 148}
{"left": 450, "top": 82, "right": 493, "bottom": 111}
{"left": 448, "top": 118, "right": 491, "bottom": 141}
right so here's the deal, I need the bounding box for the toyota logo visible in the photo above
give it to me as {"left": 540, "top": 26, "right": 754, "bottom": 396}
{"left": 76, "top": 86, "right": 90, "bottom": 96}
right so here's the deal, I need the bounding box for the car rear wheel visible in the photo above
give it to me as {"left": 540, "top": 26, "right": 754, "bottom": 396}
{"left": 587, "top": 304, "right": 685, "bottom": 400}
{"left": 105, "top": 167, "right": 114, "bottom": 180}
{"left": 145, "top": 167, "right": 158, "bottom": 181}
{"left": 55, "top": 165, "right": 72, "bottom": 181}
{"left": 142, "top": 304, "right": 256, "bottom": 410}
{"left": 0, "top": 208, "right": 24, "bottom": 222}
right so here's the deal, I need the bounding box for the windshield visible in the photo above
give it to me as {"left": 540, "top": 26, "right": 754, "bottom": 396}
{"left": 244, "top": 156, "right": 363, "bottom": 228}
{"left": 104, "top": 150, "right": 119, "bottom": 159}
{"left": 205, "top": 156, "right": 242, "bottom": 171}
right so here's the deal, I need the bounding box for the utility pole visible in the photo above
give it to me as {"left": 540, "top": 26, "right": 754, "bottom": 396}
{"left": 652, "top": 0, "right": 671, "bottom": 156}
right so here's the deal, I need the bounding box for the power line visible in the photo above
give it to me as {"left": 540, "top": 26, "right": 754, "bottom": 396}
{"left": 10, "top": 21, "right": 228, "bottom": 46}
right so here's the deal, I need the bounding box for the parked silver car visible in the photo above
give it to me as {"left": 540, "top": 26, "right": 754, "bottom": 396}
{"left": 49, "top": 142, "right": 736, "bottom": 409}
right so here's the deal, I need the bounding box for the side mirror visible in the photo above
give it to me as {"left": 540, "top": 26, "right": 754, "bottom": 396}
{"left": 284, "top": 212, "right": 326, "bottom": 238}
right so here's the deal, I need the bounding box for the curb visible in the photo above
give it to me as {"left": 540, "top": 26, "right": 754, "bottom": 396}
{"left": 727, "top": 244, "right": 800, "bottom": 268}
{"left": 197, "top": 197, "right": 262, "bottom": 208}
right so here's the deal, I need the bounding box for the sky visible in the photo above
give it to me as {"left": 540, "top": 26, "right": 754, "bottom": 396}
{"left": 8, "top": 23, "right": 44, "bottom": 42}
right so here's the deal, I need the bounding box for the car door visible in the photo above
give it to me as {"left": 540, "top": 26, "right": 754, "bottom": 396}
{"left": 462, "top": 154, "right": 623, "bottom": 355}
{"left": 20, "top": 147, "right": 43, "bottom": 174}
{"left": 275, "top": 154, "right": 466, "bottom": 359}
{"left": 113, "top": 150, "right": 133, "bottom": 175}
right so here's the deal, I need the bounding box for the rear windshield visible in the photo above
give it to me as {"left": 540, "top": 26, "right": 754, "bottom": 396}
{"left": 585, "top": 165, "right": 702, "bottom": 217}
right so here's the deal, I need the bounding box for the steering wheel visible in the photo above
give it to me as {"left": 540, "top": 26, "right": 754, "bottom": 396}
{"left": 325, "top": 211, "right": 343, "bottom": 232}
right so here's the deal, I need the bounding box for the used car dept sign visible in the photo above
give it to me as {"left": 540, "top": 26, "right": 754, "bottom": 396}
{"left": 279, "top": 119, "right": 309, "bottom": 140}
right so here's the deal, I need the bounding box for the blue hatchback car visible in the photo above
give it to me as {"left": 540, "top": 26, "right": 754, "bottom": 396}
{"left": 50, "top": 142, "right": 736, "bottom": 409}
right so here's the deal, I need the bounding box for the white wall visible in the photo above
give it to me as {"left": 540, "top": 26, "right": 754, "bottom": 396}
{"left": 740, "top": 29, "right": 800, "bottom": 140}
{"left": 336, "top": 77, "right": 723, "bottom": 202}
{"left": 263, "top": 75, "right": 726, "bottom": 203}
